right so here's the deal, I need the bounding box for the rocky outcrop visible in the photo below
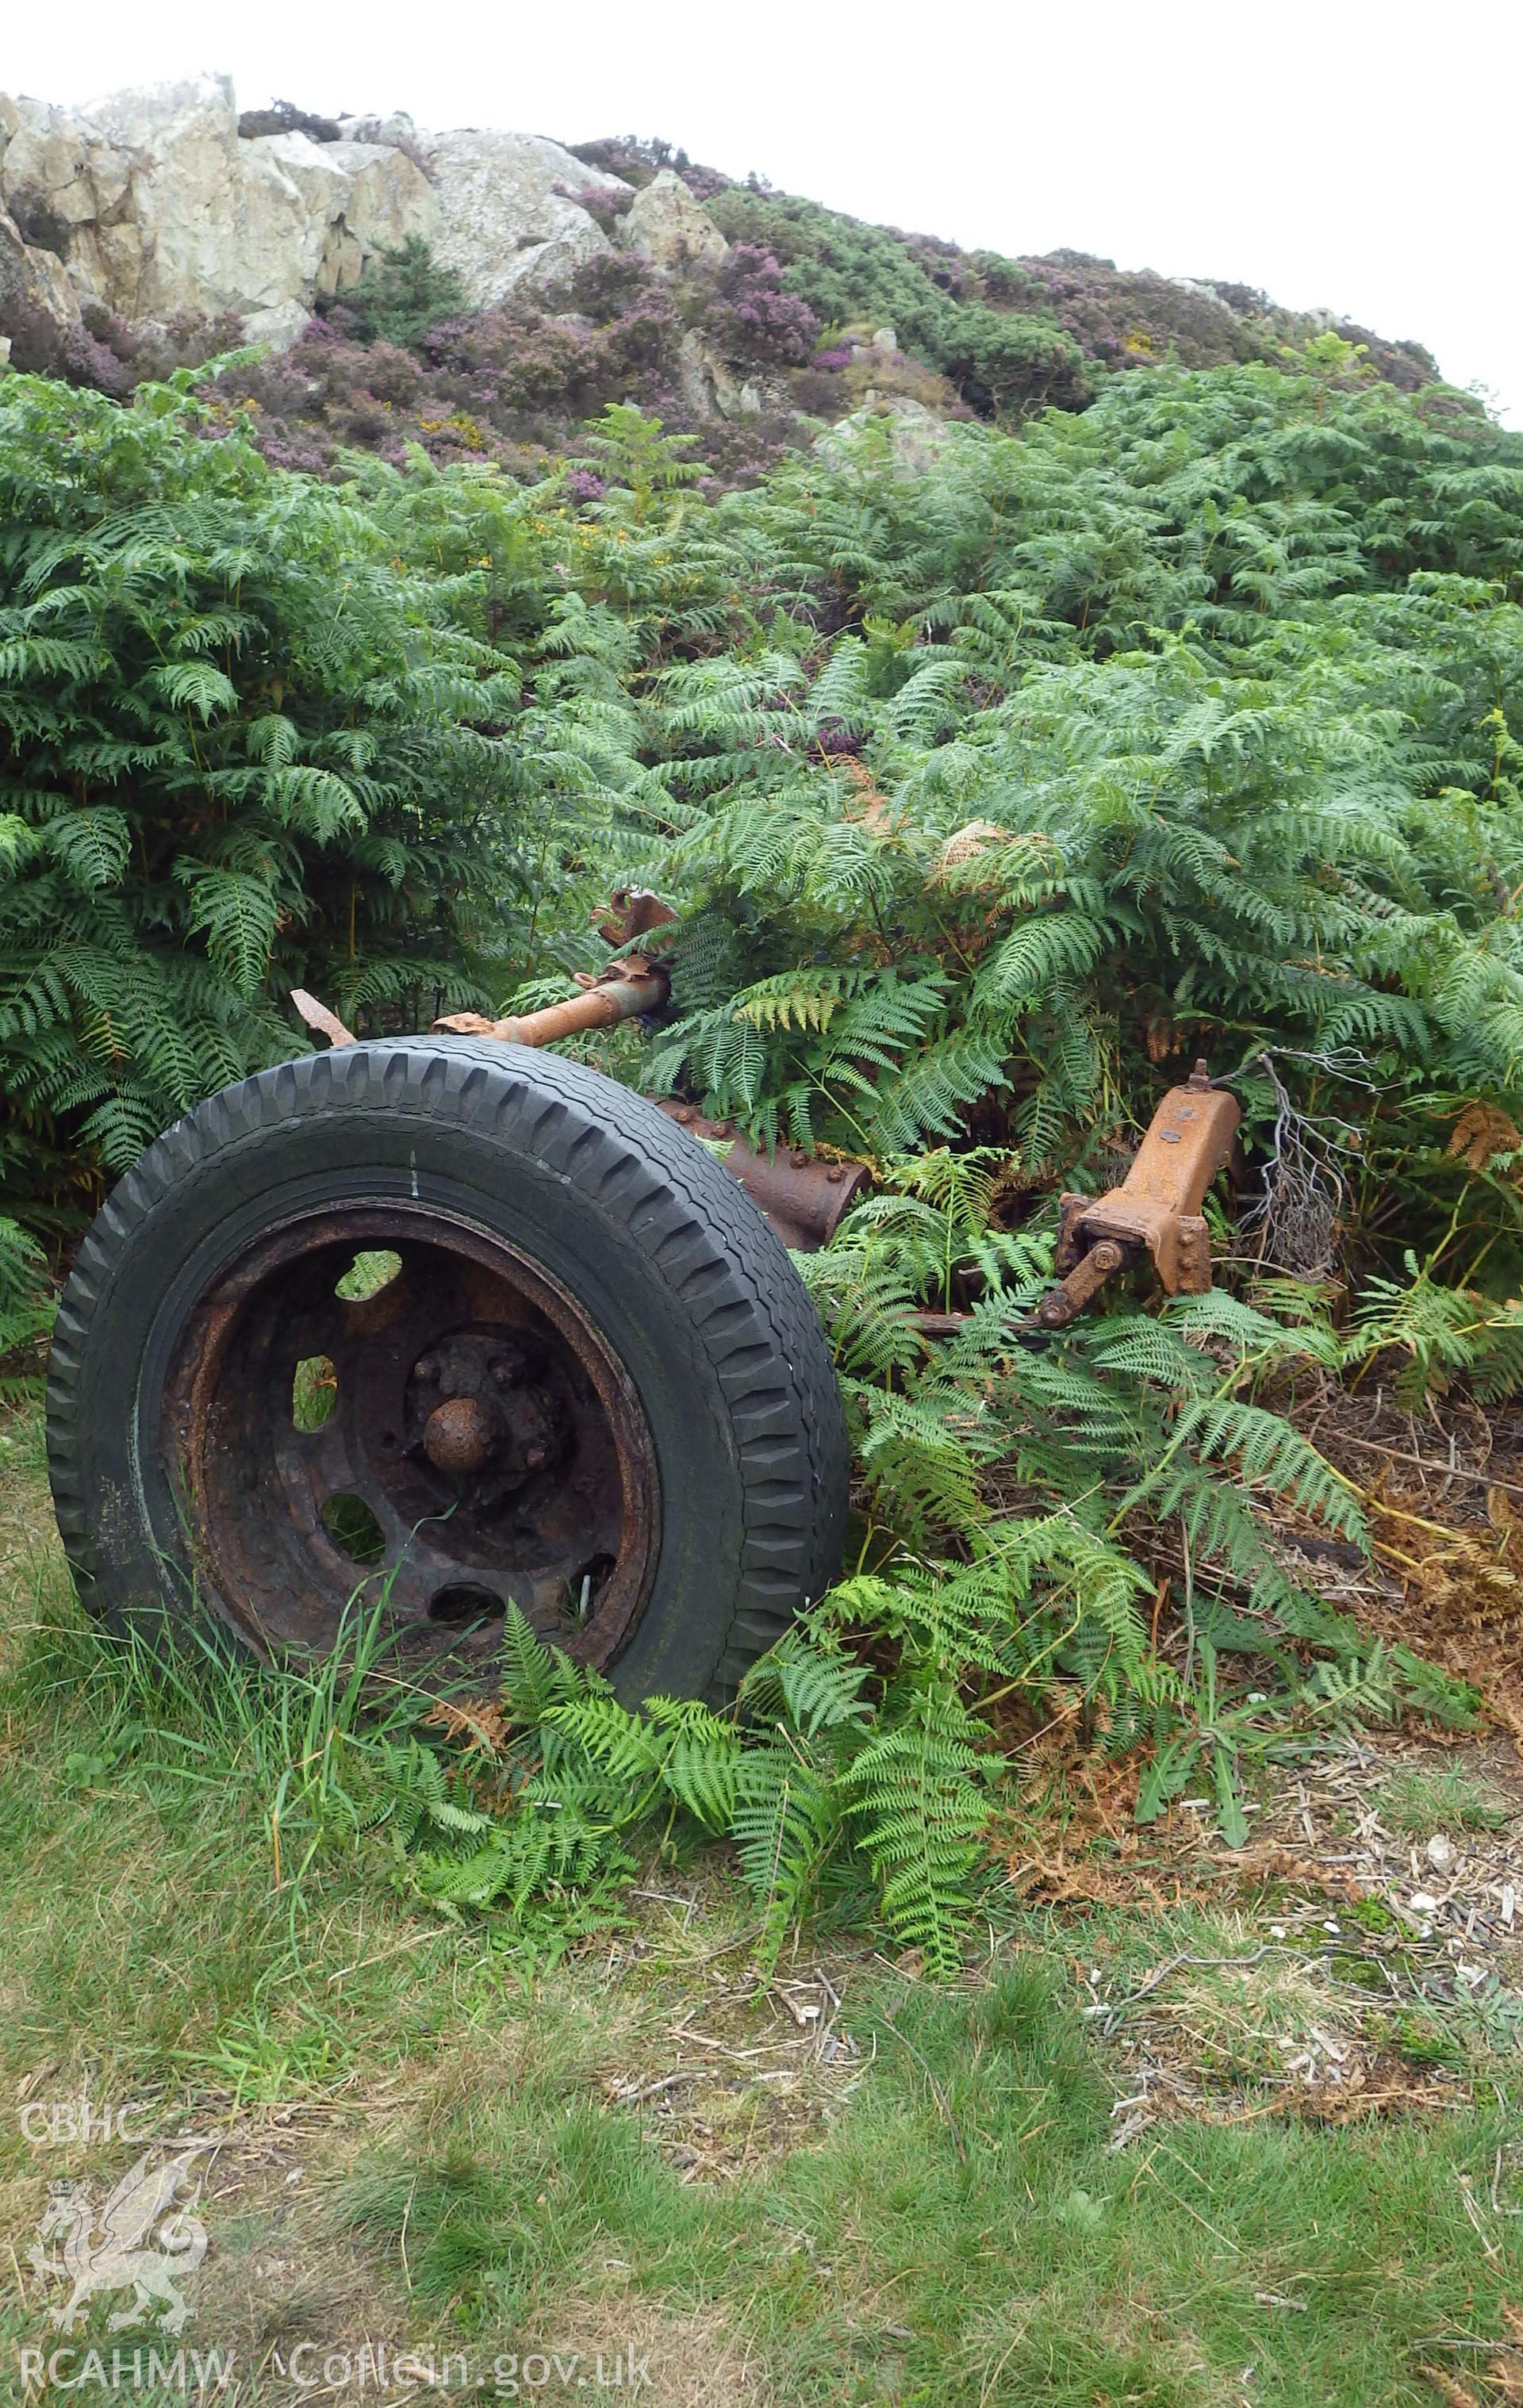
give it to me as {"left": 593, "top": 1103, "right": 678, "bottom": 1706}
{"left": 623, "top": 168, "right": 727, "bottom": 273}
{"left": 0, "top": 76, "right": 639, "bottom": 358}
{"left": 677, "top": 330, "right": 787, "bottom": 422}
{"left": 424, "top": 128, "right": 627, "bottom": 305}
{"left": 816, "top": 396, "right": 963, "bottom": 475}
{"left": 65, "top": 79, "right": 336, "bottom": 343}
{"left": 0, "top": 75, "right": 447, "bottom": 351}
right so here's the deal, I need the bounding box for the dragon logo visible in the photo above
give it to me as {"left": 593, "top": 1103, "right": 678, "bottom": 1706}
{"left": 28, "top": 2151, "right": 208, "bottom": 2335}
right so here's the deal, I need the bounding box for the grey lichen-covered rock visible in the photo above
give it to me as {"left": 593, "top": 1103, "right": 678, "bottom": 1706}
{"left": 422, "top": 128, "right": 629, "bottom": 305}
{"left": 55, "top": 77, "right": 433, "bottom": 339}
{"left": 817, "top": 395, "right": 961, "bottom": 474}
{"left": 336, "top": 110, "right": 427, "bottom": 152}
{"left": 0, "top": 75, "right": 628, "bottom": 355}
{"left": 2, "top": 96, "right": 105, "bottom": 231}
{"left": 621, "top": 169, "right": 726, "bottom": 272}
{"left": 69, "top": 75, "right": 234, "bottom": 319}
{"left": 58, "top": 75, "right": 322, "bottom": 333}
{"left": 0, "top": 95, "right": 135, "bottom": 355}
{"left": 316, "top": 140, "right": 441, "bottom": 294}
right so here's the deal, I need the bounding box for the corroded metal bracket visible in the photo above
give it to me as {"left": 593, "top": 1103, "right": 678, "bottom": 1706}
{"left": 1031, "top": 1060, "right": 1240, "bottom": 1330}
{"left": 292, "top": 988, "right": 357, "bottom": 1049}
{"left": 593, "top": 888, "right": 681, "bottom": 950}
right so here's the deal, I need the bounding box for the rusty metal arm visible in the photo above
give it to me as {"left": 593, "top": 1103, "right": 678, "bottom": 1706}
{"left": 294, "top": 961, "right": 673, "bottom": 1056}
{"left": 1027, "top": 1060, "right": 1240, "bottom": 1332}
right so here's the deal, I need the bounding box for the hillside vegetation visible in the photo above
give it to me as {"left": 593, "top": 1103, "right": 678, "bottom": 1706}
{"left": 53, "top": 133, "right": 1444, "bottom": 485}
{"left": 2, "top": 144, "right": 1523, "bottom": 1974}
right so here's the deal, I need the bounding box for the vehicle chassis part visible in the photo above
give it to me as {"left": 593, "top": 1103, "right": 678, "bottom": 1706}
{"left": 1033, "top": 1061, "right": 1240, "bottom": 1331}
{"left": 293, "top": 889, "right": 868, "bottom": 1258}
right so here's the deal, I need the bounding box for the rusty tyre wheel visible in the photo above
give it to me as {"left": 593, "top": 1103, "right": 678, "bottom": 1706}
{"left": 45, "top": 1037, "right": 850, "bottom": 1704}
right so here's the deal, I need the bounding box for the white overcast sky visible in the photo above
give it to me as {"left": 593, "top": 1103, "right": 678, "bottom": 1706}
{"left": 10, "top": 0, "right": 1522, "bottom": 427}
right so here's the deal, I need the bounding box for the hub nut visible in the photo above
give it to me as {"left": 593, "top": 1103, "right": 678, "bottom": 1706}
{"left": 423, "top": 1394, "right": 497, "bottom": 1477}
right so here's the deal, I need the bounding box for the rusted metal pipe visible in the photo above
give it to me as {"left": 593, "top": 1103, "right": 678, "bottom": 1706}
{"left": 294, "top": 882, "right": 873, "bottom": 1256}
{"left": 434, "top": 964, "right": 669, "bottom": 1048}
{"left": 654, "top": 1102, "right": 869, "bottom": 1252}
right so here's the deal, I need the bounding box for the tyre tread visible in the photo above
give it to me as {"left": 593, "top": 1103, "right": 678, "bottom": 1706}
{"left": 47, "top": 1037, "right": 848, "bottom": 1697}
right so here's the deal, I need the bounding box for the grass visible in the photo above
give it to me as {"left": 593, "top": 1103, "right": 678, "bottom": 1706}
{"left": 320, "top": 1965, "right": 1521, "bottom": 2405}
{"left": 0, "top": 1401, "right": 1519, "bottom": 2406}
{"left": 1379, "top": 1763, "right": 1514, "bottom": 1838}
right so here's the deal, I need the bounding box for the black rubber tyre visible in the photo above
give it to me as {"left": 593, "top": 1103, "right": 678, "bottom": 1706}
{"left": 45, "top": 1037, "right": 850, "bottom": 1704}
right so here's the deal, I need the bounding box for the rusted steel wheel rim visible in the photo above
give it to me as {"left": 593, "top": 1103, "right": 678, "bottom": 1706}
{"left": 159, "top": 1203, "right": 661, "bottom": 1675}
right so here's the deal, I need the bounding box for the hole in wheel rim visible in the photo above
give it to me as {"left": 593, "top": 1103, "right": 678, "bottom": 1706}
{"left": 292, "top": 1354, "right": 338, "bottom": 1431}
{"left": 321, "top": 1492, "right": 386, "bottom": 1565}
{"left": 572, "top": 1552, "right": 617, "bottom": 1623}
{"left": 335, "top": 1248, "right": 402, "bottom": 1301}
{"left": 428, "top": 1582, "right": 503, "bottom": 1627}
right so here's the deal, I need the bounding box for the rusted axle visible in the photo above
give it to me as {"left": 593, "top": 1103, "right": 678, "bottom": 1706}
{"left": 434, "top": 963, "right": 669, "bottom": 1049}
{"left": 294, "top": 925, "right": 1238, "bottom": 1302}
{"left": 654, "top": 1102, "right": 870, "bottom": 1252}
{"left": 291, "top": 889, "right": 866, "bottom": 1257}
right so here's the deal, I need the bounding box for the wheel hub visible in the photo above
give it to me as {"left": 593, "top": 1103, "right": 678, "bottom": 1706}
{"left": 158, "top": 1203, "right": 661, "bottom": 1675}
{"left": 409, "top": 1331, "right": 568, "bottom": 1485}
